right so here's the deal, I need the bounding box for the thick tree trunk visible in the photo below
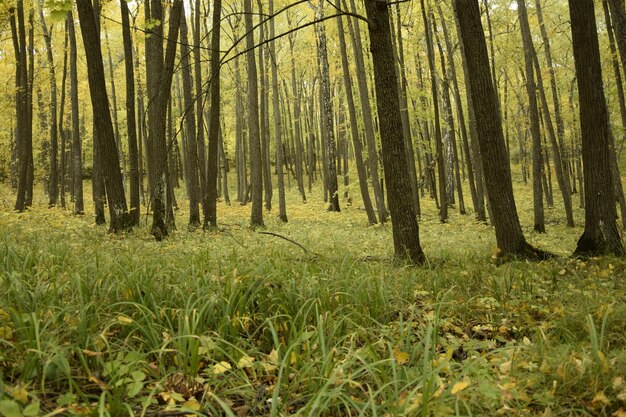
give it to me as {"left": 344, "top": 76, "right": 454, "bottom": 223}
{"left": 570, "top": 0, "right": 625, "bottom": 256}
{"left": 454, "top": 0, "right": 548, "bottom": 259}
{"left": 364, "top": 0, "right": 425, "bottom": 264}
{"left": 76, "top": 0, "right": 132, "bottom": 232}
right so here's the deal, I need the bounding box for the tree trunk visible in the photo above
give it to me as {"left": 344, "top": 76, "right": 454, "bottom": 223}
{"left": 244, "top": 0, "right": 264, "bottom": 227}
{"left": 204, "top": 0, "right": 221, "bottom": 228}
{"left": 121, "top": 0, "right": 140, "bottom": 226}
{"left": 421, "top": 0, "right": 447, "bottom": 222}
{"left": 336, "top": 12, "right": 377, "bottom": 224}
{"left": 454, "top": 0, "right": 548, "bottom": 259}
{"left": 315, "top": 1, "right": 340, "bottom": 212}
{"left": 179, "top": 6, "right": 201, "bottom": 228}
{"left": 270, "top": 0, "right": 287, "bottom": 222}
{"left": 76, "top": 0, "right": 132, "bottom": 232}
{"left": 346, "top": 0, "right": 387, "bottom": 222}
{"left": 364, "top": 0, "right": 425, "bottom": 264}
{"left": 68, "top": 11, "right": 84, "bottom": 215}
{"left": 570, "top": 0, "right": 625, "bottom": 256}
{"left": 38, "top": 0, "right": 59, "bottom": 207}
{"left": 517, "top": 0, "right": 545, "bottom": 233}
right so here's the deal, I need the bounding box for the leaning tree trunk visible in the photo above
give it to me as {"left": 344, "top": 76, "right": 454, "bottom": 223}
{"left": 364, "top": 0, "right": 425, "bottom": 264}
{"left": 517, "top": 0, "right": 545, "bottom": 233}
{"left": 75, "top": 0, "right": 132, "bottom": 232}
{"left": 570, "top": 0, "right": 625, "bottom": 256}
{"left": 454, "top": 0, "right": 549, "bottom": 260}
{"left": 243, "top": 0, "right": 264, "bottom": 227}
{"left": 336, "top": 11, "right": 377, "bottom": 224}
{"left": 421, "top": 0, "right": 447, "bottom": 223}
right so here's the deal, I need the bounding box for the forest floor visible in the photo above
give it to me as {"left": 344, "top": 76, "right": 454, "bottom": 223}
{"left": 0, "top": 177, "right": 625, "bottom": 417}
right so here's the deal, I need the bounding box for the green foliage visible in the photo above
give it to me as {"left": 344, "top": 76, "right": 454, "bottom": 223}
{"left": 0, "top": 181, "right": 625, "bottom": 416}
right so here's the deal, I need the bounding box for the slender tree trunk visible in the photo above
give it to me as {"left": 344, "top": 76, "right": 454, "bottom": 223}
{"left": 421, "top": 0, "right": 447, "bottom": 222}
{"left": 121, "top": 0, "right": 140, "bottom": 226}
{"left": 204, "top": 0, "right": 221, "bottom": 227}
{"left": 179, "top": 6, "right": 201, "bottom": 228}
{"left": 337, "top": 12, "right": 377, "bottom": 224}
{"left": 68, "top": 11, "right": 84, "bottom": 215}
{"left": 570, "top": 0, "right": 625, "bottom": 256}
{"left": 288, "top": 33, "right": 307, "bottom": 203}
{"left": 270, "top": 0, "right": 287, "bottom": 222}
{"left": 104, "top": 26, "right": 126, "bottom": 189}
{"left": 243, "top": 0, "right": 264, "bottom": 226}
{"left": 346, "top": 0, "right": 387, "bottom": 222}
{"left": 315, "top": 1, "right": 340, "bottom": 212}
{"left": 517, "top": 0, "right": 545, "bottom": 233}
{"left": 39, "top": 0, "right": 59, "bottom": 207}
{"left": 59, "top": 27, "right": 69, "bottom": 209}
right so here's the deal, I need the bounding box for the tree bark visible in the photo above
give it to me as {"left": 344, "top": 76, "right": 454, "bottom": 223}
{"left": 364, "top": 0, "right": 425, "bottom": 264}
{"left": 517, "top": 0, "right": 545, "bottom": 233}
{"left": 570, "top": 0, "right": 625, "bottom": 256}
{"left": 76, "top": 0, "right": 132, "bottom": 232}
{"left": 454, "top": 0, "right": 549, "bottom": 259}
{"left": 121, "top": 0, "right": 140, "bottom": 226}
{"left": 244, "top": 0, "right": 265, "bottom": 227}
{"left": 68, "top": 11, "right": 84, "bottom": 215}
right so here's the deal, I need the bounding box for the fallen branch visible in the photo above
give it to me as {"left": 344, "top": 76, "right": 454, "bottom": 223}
{"left": 258, "top": 231, "right": 313, "bottom": 256}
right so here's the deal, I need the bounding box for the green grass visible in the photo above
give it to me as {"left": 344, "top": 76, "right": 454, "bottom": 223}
{"left": 0, "top": 176, "right": 625, "bottom": 416}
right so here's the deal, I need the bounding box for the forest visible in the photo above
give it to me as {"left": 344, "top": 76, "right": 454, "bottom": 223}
{"left": 1, "top": 0, "right": 626, "bottom": 415}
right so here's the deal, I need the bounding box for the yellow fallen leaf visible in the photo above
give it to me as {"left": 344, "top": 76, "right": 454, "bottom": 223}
{"left": 268, "top": 348, "right": 279, "bottom": 364}
{"left": 117, "top": 315, "right": 133, "bottom": 325}
{"left": 237, "top": 355, "right": 254, "bottom": 369}
{"left": 212, "top": 361, "right": 232, "bottom": 374}
{"left": 182, "top": 398, "right": 201, "bottom": 410}
{"left": 613, "top": 408, "right": 626, "bottom": 417}
{"left": 9, "top": 385, "right": 29, "bottom": 403}
{"left": 393, "top": 347, "right": 410, "bottom": 365}
{"left": 592, "top": 391, "right": 610, "bottom": 407}
{"left": 451, "top": 379, "right": 471, "bottom": 395}
{"left": 82, "top": 349, "right": 104, "bottom": 357}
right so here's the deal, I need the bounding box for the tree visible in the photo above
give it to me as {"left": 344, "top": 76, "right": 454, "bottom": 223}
{"left": 569, "top": 0, "right": 625, "bottom": 256}
{"left": 68, "top": 10, "right": 83, "bottom": 215}
{"left": 75, "top": 0, "right": 132, "bottom": 232}
{"left": 121, "top": 0, "right": 140, "bottom": 226}
{"left": 244, "top": 0, "right": 264, "bottom": 227}
{"left": 269, "top": 0, "right": 288, "bottom": 223}
{"left": 453, "top": 0, "right": 549, "bottom": 259}
{"left": 204, "top": 0, "right": 222, "bottom": 228}
{"left": 38, "top": 0, "right": 59, "bottom": 207}
{"left": 517, "top": 0, "right": 545, "bottom": 233}
{"left": 364, "top": 0, "right": 425, "bottom": 264}
{"left": 144, "top": 0, "right": 183, "bottom": 239}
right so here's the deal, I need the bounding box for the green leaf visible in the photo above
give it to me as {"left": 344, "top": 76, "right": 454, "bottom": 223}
{"left": 22, "top": 402, "right": 39, "bottom": 417}
{"left": 0, "top": 400, "right": 23, "bottom": 417}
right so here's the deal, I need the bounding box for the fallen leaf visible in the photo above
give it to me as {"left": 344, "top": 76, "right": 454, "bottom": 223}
{"left": 451, "top": 379, "right": 471, "bottom": 395}
{"left": 117, "top": 315, "right": 133, "bottom": 325}
{"left": 213, "top": 361, "right": 232, "bottom": 374}
{"left": 393, "top": 347, "right": 410, "bottom": 365}
{"left": 237, "top": 355, "right": 254, "bottom": 369}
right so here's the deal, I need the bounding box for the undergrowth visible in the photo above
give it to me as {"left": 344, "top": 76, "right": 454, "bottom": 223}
{"left": 0, "top": 179, "right": 625, "bottom": 416}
